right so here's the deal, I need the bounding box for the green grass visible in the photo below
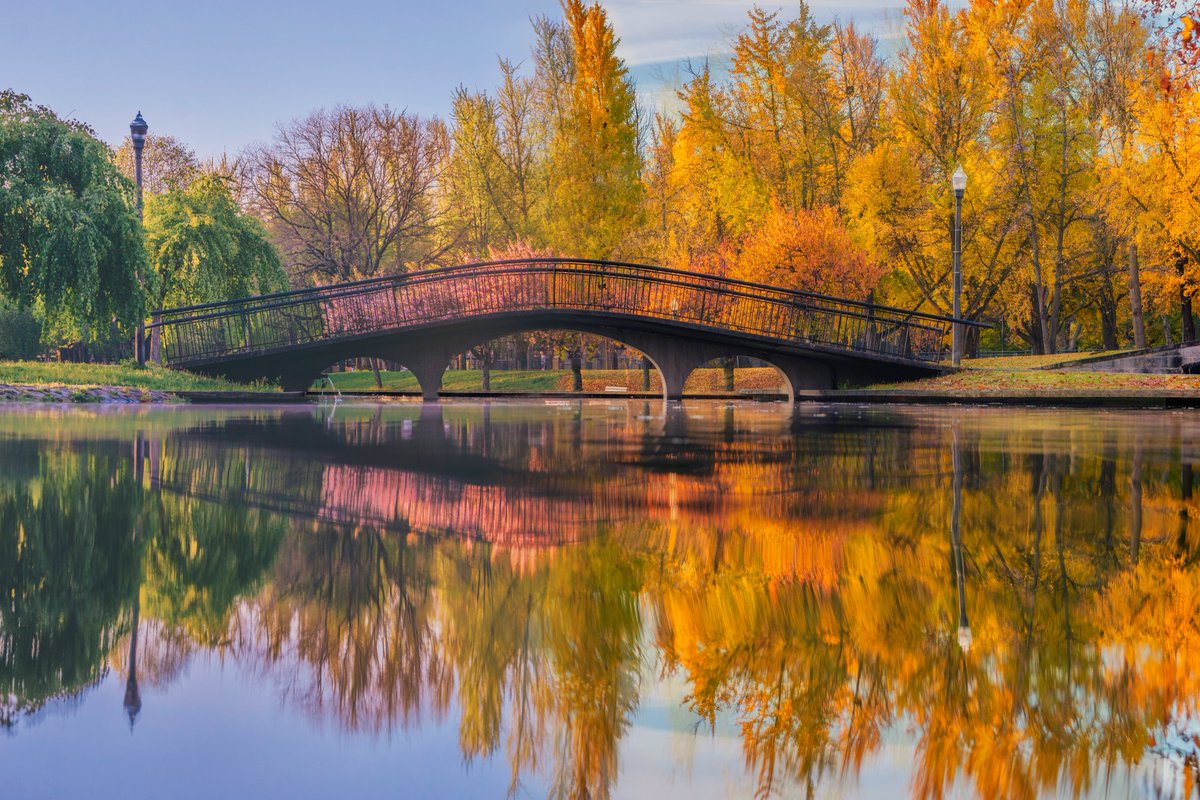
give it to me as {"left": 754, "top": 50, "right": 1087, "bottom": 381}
{"left": 320, "top": 368, "right": 560, "bottom": 393}
{"left": 0, "top": 361, "right": 277, "bottom": 392}
{"left": 317, "top": 367, "right": 791, "bottom": 394}
{"left": 327, "top": 363, "right": 1200, "bottom": 395}
{"left": 7, "top": 358, "right": 1186, "bottom": 398}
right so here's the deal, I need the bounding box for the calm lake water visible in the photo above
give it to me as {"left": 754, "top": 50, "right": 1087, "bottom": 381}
{"left": 0, "top": 400, "right": 1197, "bottom": 799}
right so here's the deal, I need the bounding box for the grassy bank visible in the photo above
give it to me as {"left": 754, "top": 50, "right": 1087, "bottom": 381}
{"left": 322, "top": 361, "right": 1200, "bottom": 395}
{"left": 5, "top": 356, "right": 1195, "bottom": 401}
{"left": 0, "top": 361, "right": 275, "bottom": 392}
{"left": 963, "top": 351, "right": 1128, "bottom": 369}
{"left": 871, "top": 368, "right": 1200, "bottom": 392}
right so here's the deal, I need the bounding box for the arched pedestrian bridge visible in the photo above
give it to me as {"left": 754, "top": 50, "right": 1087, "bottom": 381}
{"left": 149, "top": 258, "right": 975, "bottom": 400}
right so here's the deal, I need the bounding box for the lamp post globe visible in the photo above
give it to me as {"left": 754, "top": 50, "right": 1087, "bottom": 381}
{"left": 130, "top": 112, "right": 149, "bottom": 364}
{"left": 952, "top": 164, "right": 967, "bottom": 195}
{"left": 950, "top": 165, "right": 967, "bottom": 367}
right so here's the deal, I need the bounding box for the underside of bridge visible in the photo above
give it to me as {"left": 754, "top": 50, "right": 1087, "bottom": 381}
{"left": 177, "top": 311, "right": 946, "bottom": 401}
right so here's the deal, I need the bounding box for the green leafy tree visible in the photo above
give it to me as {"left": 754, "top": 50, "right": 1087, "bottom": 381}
{"left": 143, "top": 172, "right": 286, "bottom": 308}
{"left": 0, "top": 90, "right": 146, "bottom": 340}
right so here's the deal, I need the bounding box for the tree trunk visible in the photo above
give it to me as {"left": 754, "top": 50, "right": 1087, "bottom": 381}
{"left": 966, "top": 325, "right": 981, "bottom": 358}
{"left": 722, "top": 357, "right": 735, "bottom": 392}
{"left": 482, "top": 362, "right": 491, "bottom": 392}
{"left": 1182, "top": 288, "right": 1196, "bottom": 343}
{"left": 1028, "top": 284, "right": 1047, "bottom": 354}
{"left": 1066, "top": 321, "right": 1081, "bottom": 352}
{"left": 641, "top": 356, "right": 651, "bottom": 391}
{"left": 1129, "top": 242, "right": 1146, "bottom": 348}
{"left": 1098, "top": 277, "right": 1119, "bottom": 350}
{"left": 373, "top": 359, "right": 383, "bottom": 389}
{"left": 571, "top": 351, "right": 583, "bottom": 392}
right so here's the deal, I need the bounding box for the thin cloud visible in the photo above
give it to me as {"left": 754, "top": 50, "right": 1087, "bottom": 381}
{"left": 605, "top": 0, "right": 910, "bottom": 65}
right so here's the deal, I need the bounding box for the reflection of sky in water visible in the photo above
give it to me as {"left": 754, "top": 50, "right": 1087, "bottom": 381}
{"left": 2, "top": 655, "right": 534, "bottom": 800}
{"left": 0, "top": 652, "right": 1152, "bottom": 800}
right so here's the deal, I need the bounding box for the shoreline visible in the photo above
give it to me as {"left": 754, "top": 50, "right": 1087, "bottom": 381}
{"left": 1, "top": 382, "right": 1196, "bottom": 409}
{"left": 0, "top": 383, "right": 304, "bottom": 404}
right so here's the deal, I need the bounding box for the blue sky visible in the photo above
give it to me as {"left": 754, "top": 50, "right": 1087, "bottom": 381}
{"left": 2, "top": 0, "right": 908, "bottom": 159}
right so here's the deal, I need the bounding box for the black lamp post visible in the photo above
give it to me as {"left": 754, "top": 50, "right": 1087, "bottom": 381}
{"left": 951, "top": 165, "right": 967, "bottom": 367}
{"left": 130, "top": 112, "right": 148, "bottom": 364}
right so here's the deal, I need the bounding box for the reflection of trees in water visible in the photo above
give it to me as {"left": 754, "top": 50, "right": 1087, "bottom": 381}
{"left": 234, "top": 528, "right": 644, "bottom": 800}
{"left": 173, "top": 410, "right": 1200, "bottom": 798}
{"left": 3, "top": 407, "right": 1200, "bottom": 798}
{"left": 0, "top": 441, "right": 142, "bottom": 729}
{"left": 646, "top": 422, "right": 1200, "bottom": 799}
{"left": 0, "top": 437, "right": 285, "bottom": 730}
{"left": 238, "top": 525, "right": 448, "bottom": 734}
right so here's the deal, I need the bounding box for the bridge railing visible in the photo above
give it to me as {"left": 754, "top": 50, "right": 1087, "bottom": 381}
{"left": 150, "top": 258, "right": 965, "bottom": 366}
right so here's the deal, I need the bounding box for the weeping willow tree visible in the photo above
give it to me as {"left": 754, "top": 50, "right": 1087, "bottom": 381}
{"left": 0, "top": 90, "right": 147, "bottom": 343}
{"left": 143, "top": 171, "right": 286, "bottom": 309}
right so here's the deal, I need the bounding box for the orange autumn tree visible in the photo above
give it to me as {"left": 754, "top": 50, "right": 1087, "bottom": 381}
{"left": 732, "top": 203, "right": 886, "bottom": 300}
{"left": 1121, "top": 0, "right": 1200, "bottom": 341}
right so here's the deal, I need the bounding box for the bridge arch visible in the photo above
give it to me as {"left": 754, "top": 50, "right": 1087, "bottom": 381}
{"left": 374, "top": 322, "right": 676, "bottom": 401}
{"left": 150, "top": 257, "right": 966, "bottom": 401}
{"left": 681, "top": 355, "right": 824, "bottom": 400}
{"left": 380, "top": 323, "right": 841, "bottom": 402}
{"left": 307, "top": 354, "right": 429, "bottom": 394}
{"left": 269, "top": 323, "right": 675, "bottom": 401}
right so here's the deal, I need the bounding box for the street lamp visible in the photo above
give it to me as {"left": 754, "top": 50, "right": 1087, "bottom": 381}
{"left": 130, "top": 112, "right": 148, "bottom": 364}
{"left": 951, "top": 165, "right": 967, "bottom": 367}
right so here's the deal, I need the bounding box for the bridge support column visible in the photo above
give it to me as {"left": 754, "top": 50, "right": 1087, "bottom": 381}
{"left": 405, "top": 351, "right": 450, "bottom": 402}
{"left": 614, "top": 332, "right": 838, "bottom": 402}
{"left": 767, "top": 355, "right": 836, "bottom": 401}
{"left": 613, "top": 334, "right": 718, "bottom": 401}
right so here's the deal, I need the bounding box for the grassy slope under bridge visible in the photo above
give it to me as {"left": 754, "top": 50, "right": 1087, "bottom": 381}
{"left": 317, "top": 367, "right": 791, "bottom": 394}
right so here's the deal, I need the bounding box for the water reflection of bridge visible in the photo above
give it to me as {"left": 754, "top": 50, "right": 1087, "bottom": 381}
{"left": 148, "top": 408, "right": 884, "bottom": 555}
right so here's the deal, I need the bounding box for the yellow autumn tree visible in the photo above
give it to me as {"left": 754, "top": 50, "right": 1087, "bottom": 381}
{"left": 541, "top": 0, "right": 643, "bottom": 259}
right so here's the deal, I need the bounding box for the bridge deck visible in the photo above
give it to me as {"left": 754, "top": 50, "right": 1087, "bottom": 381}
{"left": 154, "top": 259, "right": 962, "bottom": 362}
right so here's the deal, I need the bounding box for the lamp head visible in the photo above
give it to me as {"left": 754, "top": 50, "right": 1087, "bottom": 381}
{"left": 951, "top": 164, "right": 968, "bottom": 196}
{"left": 129, "top": 111, "right": 149, "bottom": 150}
{"left": 957, "top": 625, "right": 973, "bottom": 654}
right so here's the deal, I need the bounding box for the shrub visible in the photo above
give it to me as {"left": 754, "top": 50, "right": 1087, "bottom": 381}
{"left": 0, "top": 307, "right": 42, "bottom": 360}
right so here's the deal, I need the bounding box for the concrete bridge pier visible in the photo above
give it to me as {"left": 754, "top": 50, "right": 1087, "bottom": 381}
{"left": 614, "top": 331, "right": 837, "bottom": 401}
{"left": 403, "top": 349, "right": 453, "bottom": 402}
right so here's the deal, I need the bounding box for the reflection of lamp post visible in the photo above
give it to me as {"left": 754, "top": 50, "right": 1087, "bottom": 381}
{"left": 951, "top": 165, "right": 968, "bottom": 367}
{"left": 951, "top": 426, "right": 971, "bottom": 654}
{"left": 123, "top": 589, "right": 142, "bottom": 729}
{"left": 130, "top": 112, "right": 149, "bottom": 365}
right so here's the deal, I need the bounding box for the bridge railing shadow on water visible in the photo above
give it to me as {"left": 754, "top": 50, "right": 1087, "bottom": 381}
{"left": 147, "top": 258, "right": 958, "bottom": 367}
